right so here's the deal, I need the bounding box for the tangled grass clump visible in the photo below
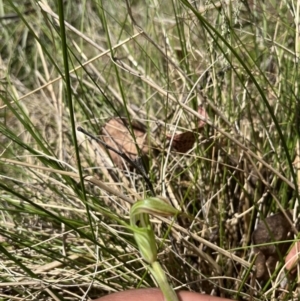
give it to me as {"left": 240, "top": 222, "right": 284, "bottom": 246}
{"left": 0, "top": 0, "right": 300, "bottom": 300}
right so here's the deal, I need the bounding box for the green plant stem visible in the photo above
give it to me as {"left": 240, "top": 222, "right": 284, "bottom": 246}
{"left": 149, "top": 261, "right": 179, "bottom": 301}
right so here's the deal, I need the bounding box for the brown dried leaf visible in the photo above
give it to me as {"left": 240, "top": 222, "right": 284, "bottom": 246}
{"left": 252, "top": 211, "right": 293, "bottom": 280}
{"left": 167, "top": 106, "right": 208, "bottom": 153}
{"left": 197, "top": 105, "right": 208, "bottom": 129}
{"left": 285, "top": 241, "right": 300, "bottom": 275}
{"left": 100, "top": 118, "right": 149, "bottom": 168}
{"left": 166, "top": 131, "right": 196, "bottom": 153}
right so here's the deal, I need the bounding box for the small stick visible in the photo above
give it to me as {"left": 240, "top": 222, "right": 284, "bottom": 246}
{"left": 77, "top": 126, "right": 155, "bottom": 196}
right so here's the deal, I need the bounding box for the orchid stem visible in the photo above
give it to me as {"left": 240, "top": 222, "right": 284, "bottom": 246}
{"left": 149, "top": 261, "right": 179, "bottom": 301}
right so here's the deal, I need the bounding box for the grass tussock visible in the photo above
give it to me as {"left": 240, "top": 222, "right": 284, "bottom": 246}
{"left": 0, "top": 0, "right": 300, "bottom": 300}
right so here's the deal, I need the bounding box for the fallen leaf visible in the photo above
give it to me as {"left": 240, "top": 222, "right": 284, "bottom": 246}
{"left": 100, "top": 117, "right": 149, "bottom": 168}
{"left": 167, "top": 106, "right": 208, "bottom": 153}
{"left": 285, "top": 241, "right": 300, "bottom": 274}
{"left": 166, "top": 131, "right": 196, "bottom": 153}
{"left": 197, "top": 105, "right": 209, "bottom": 129}
{"left": 252, "top": 211, "right": 293, "bottom": 280}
